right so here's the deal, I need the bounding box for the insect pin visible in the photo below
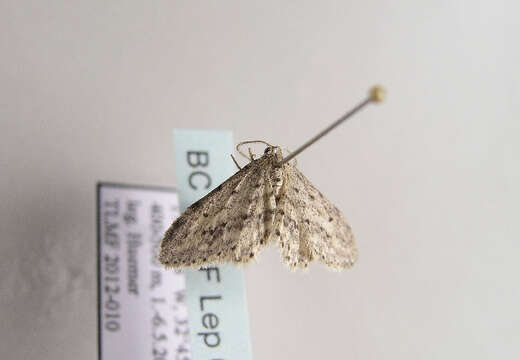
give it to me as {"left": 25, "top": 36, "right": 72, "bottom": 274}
{"left": 158, "top": 86, "right": 386, "bottom": 270}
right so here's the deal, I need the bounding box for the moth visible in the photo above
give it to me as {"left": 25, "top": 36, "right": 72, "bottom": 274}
{"left": 158, "top": 143, "right": 356, "bottom": 270}
{"left": 158, "top": 86, "right": 384, "bottom": 270}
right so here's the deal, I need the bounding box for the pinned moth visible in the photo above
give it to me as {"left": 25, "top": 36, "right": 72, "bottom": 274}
{"left": 158, "top": 86, "right": 385, "bottom": 270}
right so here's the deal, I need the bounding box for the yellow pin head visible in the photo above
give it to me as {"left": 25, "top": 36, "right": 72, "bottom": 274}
{"left": 369, "top": 85, "right": 386, "bottom": 103}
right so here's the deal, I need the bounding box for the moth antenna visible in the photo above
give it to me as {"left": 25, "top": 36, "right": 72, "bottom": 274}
{"left": 281, "top": 85, "right": 386, "bottom": 165}
{"left": 231, "top": 154, "right": 242, "bottom": 170}
{"left": 236, "top": 142, "right": 251, "bottom": 161}
{"left": 236, "top": 140, "right": 274, "bottom": 162}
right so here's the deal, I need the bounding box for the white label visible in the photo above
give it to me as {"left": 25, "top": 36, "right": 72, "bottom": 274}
{"left": 97, "top": 183, "right": 191, "bottom": 360}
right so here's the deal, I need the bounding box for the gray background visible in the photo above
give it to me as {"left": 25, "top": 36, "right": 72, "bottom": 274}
{"left": 1, "top": 1, "right": 519, "bottom": 359}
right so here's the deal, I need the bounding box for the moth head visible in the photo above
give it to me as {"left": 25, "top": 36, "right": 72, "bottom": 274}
{"left": 263, "top": 146, "right": 283, "bottom": 162}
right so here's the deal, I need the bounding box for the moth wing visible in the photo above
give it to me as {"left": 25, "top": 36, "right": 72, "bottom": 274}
{"left": 271, "top": 191, "right": 303, "bottom": 269}
{"left": 271, "top": 166, "right": 314, "bottom": 269}
{"left": 158, "top": 162, "right": 249, "bottom": 267}
{"left": 159, "top": 154, "right": 282, "bottom": 268}
{"left": 223, "top": 155, "right": 283, "bottom": 262}
{"left": 275, "top": 163, "right": 357, "bottom": 270}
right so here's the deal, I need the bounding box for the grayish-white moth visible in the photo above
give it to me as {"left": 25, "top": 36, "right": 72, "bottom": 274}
{"left": 158, "top": 86, "right": 385, "bottom": 270}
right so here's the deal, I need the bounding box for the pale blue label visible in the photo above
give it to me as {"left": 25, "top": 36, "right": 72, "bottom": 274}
{"left": 173, "top": 129, "right": 253, "bottom": 360}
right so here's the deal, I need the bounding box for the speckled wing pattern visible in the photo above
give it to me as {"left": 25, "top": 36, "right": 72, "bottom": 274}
{"left": 271, "top": 164, "right": 357, "bottom": 269}
{"left": 158, "top": 147, "right": 357, "bottom": 270}
{"left": 158, "top": 149, "right": 284, "bottom": 268}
